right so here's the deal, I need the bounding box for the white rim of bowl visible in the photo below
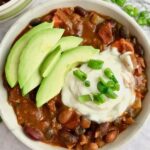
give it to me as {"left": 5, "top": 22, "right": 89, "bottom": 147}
{"left": 0, "top": 0, "right": 150, "bottom": 150}
{"left": 0, "top": 0, "right": 18, "bottom": 12}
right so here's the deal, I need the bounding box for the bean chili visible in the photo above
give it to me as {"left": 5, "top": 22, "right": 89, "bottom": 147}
{"left": 4, "top": 7, "right": 147, "bottom": 150}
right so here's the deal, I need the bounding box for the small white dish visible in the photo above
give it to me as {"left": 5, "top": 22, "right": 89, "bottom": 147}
{"left": 0, "top": 0, "right": 149, "bottom": 149}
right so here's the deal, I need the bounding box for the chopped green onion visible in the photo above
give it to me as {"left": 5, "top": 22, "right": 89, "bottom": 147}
{"left": 97, "top": 81, "right": 107, "bottom": 93}
{"left": 104, "top": 68, "right": 114, "bottom": 78}
{"left": 106, "top": 88, "right": 118, "bottom": 99}
{"left": 98, "top": 77, "right": 107, "bottom": 85}
{"left": 106, "top": 80, "right": 115, "bottom": 88}
{"left": 137, "top": 17, "right": 148, "bottom": 26}
{"left": 88, "top": 59, "right": 104, "bottom": 70}
{"left": 93, "top": 93, "right": 106, "bottom": 104}
{"left": 147, "top": 18, "right": 150, "bottom": 26}
{"left": 78, "top": 95, "right": 92, "bottom": 103}
{"left": 115, "top": 0, "right": 126, "bottom": 7}
{"left": 111, "top": 75, "right": 118, "bottom": 83}
{"left": 84, "top": 80, "right": 90, "bottom": 87}
{"left": 73, "top": 69, "right": 87, "bottom": 81}
{"left": 124, "top": 5, "right": 139, "bottom": 17}
{"left": 139, "top": 11, "right": 150, "bottom": 18}
{"left": 114, "top": 83, "right": 120, "bottom": 91}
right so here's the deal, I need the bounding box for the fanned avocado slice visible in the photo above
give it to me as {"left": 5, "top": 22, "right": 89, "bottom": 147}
{"left": 40, "top": 36, "right": 83, "bottom": 78}
{"left": 22, "top": 46, "right": 61, "bottom": 96}
{"left": 5, "top": 22, "right": 54, "bottom": 88}
{"left": 18, "top": 28, "right": 64, "bottom": 88}
{"left": 36, "top": 46, "right": 98, "bottom": 107}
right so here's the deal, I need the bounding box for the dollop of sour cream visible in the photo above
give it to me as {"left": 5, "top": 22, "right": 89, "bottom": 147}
{"left": 62, "top": 47, "right": 136, "bottom": 123}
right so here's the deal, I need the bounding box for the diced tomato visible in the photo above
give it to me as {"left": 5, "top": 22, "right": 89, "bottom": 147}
{"left": 112, "top": 38, "right": 134, "bottom": 53}
{"left": 98, "top": 22, "right": 114, "bottom": 45}
{"left": 52, "top": 15, "right": 63, "bottom": 28}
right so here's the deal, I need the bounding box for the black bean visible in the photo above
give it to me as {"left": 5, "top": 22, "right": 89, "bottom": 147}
{"left": 30, "top": 18, "right": 42, "bottom": 27}
{"left": 75, "top": 126, "right": 85, "bottom": 135}
{"left": 74, "top": 6, "right": 88, "bottom": 17}
{"left": 23, "top": 126, "right": 44, "bottom": 141}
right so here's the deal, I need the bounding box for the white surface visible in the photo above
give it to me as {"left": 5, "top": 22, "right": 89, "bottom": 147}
{"left": 0, "top": 0, "right": 150, "bottom": 150}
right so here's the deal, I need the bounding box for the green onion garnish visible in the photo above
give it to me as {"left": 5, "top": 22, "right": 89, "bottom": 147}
{"left": 78, "top": 94, "right": 92, "bottom": 103}
{"left": 97, "top": 81, "right": 107, "bottom": 93}
{"left": 147, "top": 18, "right": 150, "bottom": 26}
{"left": 111, "top": 75, "right": 118, "bottom": 83}
{"left": 139, "top": 11, "right": 150, "bottom": 18}
{"left": 84, "top": 80, "right": 90, "bottom": 87}
{"left": 113, "top": 83, "right": 120, "bottom": 91}
{"left": 106, "top": 80, "right": 115, "bottom": 88}
{"left": 106, "top": 88, "right": 118, "bottom": 99}
{"left": 73, "top": 69, "right": 87, "bottom": 81}
{"left": 88, "top": 59, "right": 104, "bottom": 70}
{"left": 114, "top": 0, "right": 126, "bottom": 7}
{"left": 93, "top": 93, "right": 106, "bottom": 104}
{"left": 104, "top": 68, "right": 114, "bottom": 78}
{"left": 124, "top": 5, "right": 139, "bottom": 17}
{"left": 98, "top": 77, "right": 107, "bottom": 85}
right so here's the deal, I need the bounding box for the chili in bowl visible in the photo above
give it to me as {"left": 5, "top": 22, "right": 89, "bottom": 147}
{"left": 0, "top": 0, "right": 149, "bottom": 150}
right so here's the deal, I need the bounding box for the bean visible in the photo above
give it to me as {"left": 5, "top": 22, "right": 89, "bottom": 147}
{"left": 80, "top": 117, "right": 91, "bottom": 129}
{"left": 58, "top": 108, "right": 73, "bottom": 124}
{"left": 83, "top": 143, "right": 98, "bottom": 150}
{"left": 75, "top": 126, "right": 85, "bottom": 135}
{"left": 79, "top": 135, "right": 88, "bottom": 145}
{"left": 135, "top": 44, "right": 144, "bottom": 56}
{"left": 59, "top": 130, "right": 78, "bottom": 148}
{"left": 99, "top": 122, "right": 110, "bottom": 136}
{"left": 119, "top": 26, "right": 129, "bottom": 39}
{"left": 30, "top": 18, "right": 42, "bottom": 27}
{"left": 45, "top": 128, "right": 54, "bottom": 140}
{"left": 75, "top": 144, "right": 83, "bottom": 150}
{"left": 74, "top": 6, "right": 88, "bottom": 17}
{"left": 104, "top": 130, "right": 118, "bottom": 143}
{"left": 95, "top": 138, "right": 105, "bottom": 148}
{"left": 23, "top": 126, "right": 44, "bottom": 141}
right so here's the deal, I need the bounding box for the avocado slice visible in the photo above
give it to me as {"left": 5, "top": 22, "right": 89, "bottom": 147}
{"left": 18, "top": 28, "right": 64, "bottom": 88}
{"left": 5, "top": 22, "right": 54, "bottom": 88}
{"left": 22, "top": 46, "right": 61, "bottom": 96}
{"left": 36, "top": 46, "right": 98, "bottom": 107}
{"left": 40, "top": 36, "right": 83, "bottom": 78}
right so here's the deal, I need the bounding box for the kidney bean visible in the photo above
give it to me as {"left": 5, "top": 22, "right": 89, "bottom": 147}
{"left": 75, "top": 126, "right": 85, "bottom": 135}
{"left": 59, "top": 130, "right": 78, "bottom": 148}
{"left": 99, "top": 122, "right": 110, "bottom": 136}
{"left": 83, "top": 143, "right": 98, "bottom": 150}
{"left": 30, "top": 18, "right": 42, "bottom": 27}
{"left": 104, "top": 130, "right": 118, "bottom": 143}
{"left": 23, "top": 126, "right": 44, "bottom": 141}
{"left": 80, "top": 117, "right": 91, "bottom": 129}
{"left": 74, "top": 6, "right": 88, "bottom": 17}
{"left": 75, "top": 144, "right": 83, "bottom": 150}
{"left": 58, "top": 108, "right": 73, "bottom": 124}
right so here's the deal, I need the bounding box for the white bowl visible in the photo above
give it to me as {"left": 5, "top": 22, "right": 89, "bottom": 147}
{"left": 0, "top": 0, "right": 150, "bottom": 149}
{"left": 0, "top": 0, "right": 33, "bottom": 22}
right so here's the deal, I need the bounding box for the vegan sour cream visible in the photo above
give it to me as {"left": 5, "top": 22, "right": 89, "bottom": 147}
{"left": 62, "top": 47, "right": 136, "bottom": 123}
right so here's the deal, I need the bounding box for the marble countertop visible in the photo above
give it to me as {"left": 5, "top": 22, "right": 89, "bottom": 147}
{"left": 0, "top": 0, "right": 150, "bottom": 150}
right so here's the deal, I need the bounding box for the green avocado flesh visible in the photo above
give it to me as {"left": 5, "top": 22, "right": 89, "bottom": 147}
{"left": 36, "top": 46, "right": 98, "bottom": 107}
{"left": 22, "top": 47, "right": 61, "bottom": 96}
{"left": 18, "top": 28, "right": 64, "bottom": 88}
{"left": 5, "top": 22, "right": 53, "bottom": 88}
{"left": 40, "top": 36, "right": 83, "bottom": 78}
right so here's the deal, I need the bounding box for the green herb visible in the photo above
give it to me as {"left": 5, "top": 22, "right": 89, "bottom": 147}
{"left": 73, "top": 69, "right": 87, "bottom": 81}
{"left": 137, "top": 17, "right": 148, "bottom": 26}
{"left": 139, "top": 11, "right": 150, "bottom": 18}
{"left": 78, "top": 94, "right": 92, "bottom": 103}
{"left": 111, "top": 75, "right": 118, "bottom": 83}
{"left": 93, "top": 93, "right": 106, "bottom": 104}
{"left": 106, "top": 88, "right": 118, "bottom": 99}
{"left": 99, "top": 77, "right": 107, "bottom": 85}
{"left": 104, "top": 68, "right": 114, "bottom": 78}
{"left": 114, "top": 83, "right": 120, "bottom": 91}
{"left": 106, "top": 80, "right": 115, "bottom": 88}
{"left": 115, "top": 0, "right": 126, "bottom": 7}
{"left": 97, "top": 82, "right": 107, "bottom": 93}
{"left": 124, "top": 5, "right": 139, "bottom": 17}
{"left": 84, "top": 80, "right": 90, "bottom": 87}
{"left": 88, "top": 59, "right": 104, "bottom": 70}
{"left": 147, "top": 18, "right": 150, "bottom": 26}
